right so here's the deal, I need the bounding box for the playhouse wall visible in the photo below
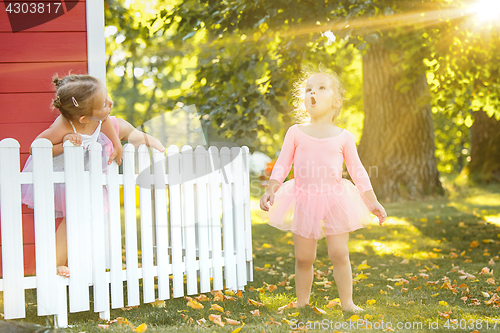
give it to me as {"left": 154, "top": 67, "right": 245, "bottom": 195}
{"left": 0, "top": 0, "right": 89, "bottom": 275}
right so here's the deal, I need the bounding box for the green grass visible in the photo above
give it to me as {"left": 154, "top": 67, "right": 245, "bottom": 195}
{"left": 2, "top": 183, "right": 500, "bottom": 332}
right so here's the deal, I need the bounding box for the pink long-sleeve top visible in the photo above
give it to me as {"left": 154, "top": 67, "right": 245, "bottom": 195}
{"left": 269, "top": 125, "right": 373, "bottom": 194}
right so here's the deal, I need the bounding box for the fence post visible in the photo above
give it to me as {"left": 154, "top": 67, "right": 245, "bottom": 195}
{"left": 231, "top": 147, "right": 247, "bottom": 290}
{"left": 138, "top": 145, "right": 155, "bottom": 303}
{"left": 106, "top": 156, "right": 124, "bottom": 308}
{"left": 88, "top": 142, "right": 110, "bottom": 319}
{"left": 208, "top": 147, "right": 223, "bottom": 291}
{"left": 123, "top": 144, "right": 140, "bottom": 306}
{"left": 153, "top": 148, "right": 170, "bottom": 300}
{"left": 31, "top": 139, "right": 58, "bottom": 316}
{"left": 168, "top": 145, "right": 184, "bottom": 298}
{"left": 195, "top": 146, "right": 210, "bottom": 293}
{"left": 220, "top": 147, "right": 236, "bottom": 290}
{"left": 0, "top": 138, "right": 25, "bottom": 319}
{"left": 241, "top": 146, "right": 253, "bottom": 282}
{"left": 63, "top": 141, "right": 90, "bottom": 312}
{"left": 182, "top": 146, "right": 197, "bottom": 295}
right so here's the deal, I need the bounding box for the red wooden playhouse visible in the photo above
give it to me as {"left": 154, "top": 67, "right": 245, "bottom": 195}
{"left": 0, "top": 0, "right": 106, "bottom": 276}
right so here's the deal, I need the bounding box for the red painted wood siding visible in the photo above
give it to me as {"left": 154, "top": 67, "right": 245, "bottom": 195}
{"left": 0, "top": 0, "right": 88, "bottom": 276}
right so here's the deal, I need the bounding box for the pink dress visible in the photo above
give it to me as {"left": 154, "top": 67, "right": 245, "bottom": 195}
{"left": 267, "top": 125, "right": 374, "bottom": 239}
{"left": 21, "top": 116, "right": 119, "bottom": 218}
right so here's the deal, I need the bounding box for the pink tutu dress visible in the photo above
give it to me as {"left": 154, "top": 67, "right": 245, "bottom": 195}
{"left": 267, "top": 125, "right": 374, "bottom": 239}
{"left": 21, "top": 116, "right": 119, "bottom": 218}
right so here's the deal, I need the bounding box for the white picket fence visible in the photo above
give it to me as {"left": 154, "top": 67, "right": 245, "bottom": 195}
{"left": 0, "top": 138, "right": 253, "bottom": 327}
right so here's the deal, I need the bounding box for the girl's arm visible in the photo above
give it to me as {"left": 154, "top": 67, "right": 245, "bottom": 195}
{"left": 101, "top": 117, "right": 123, "bottom": 165}
{"left": 116, "top": 118, "right": 165, "bottom": 152}
{"left": 32, "top": 115, "right": 80, "bottom": 156}
{"left": 343, "top": 131, "right": 386, "bottom": 225}
{"left": 260, "top": 126, "right": 296, "bottom": 211}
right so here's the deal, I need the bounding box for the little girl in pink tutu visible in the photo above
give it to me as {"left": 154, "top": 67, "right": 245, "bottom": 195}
{"left": 260, "top": 67, "right": 387, "bottom": 314}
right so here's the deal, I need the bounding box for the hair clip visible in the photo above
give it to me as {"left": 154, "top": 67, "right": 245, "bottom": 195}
{"left": 72, "top": 97, "right": 79, "bottom": 107}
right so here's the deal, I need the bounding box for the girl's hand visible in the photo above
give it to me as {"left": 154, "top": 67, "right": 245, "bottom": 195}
{"left": 145, "top": 134, "right": 165, "bottom": 152}
{"left": 260, "top": 191, "right": 275, "bottom": 211}
{"left": 108, "top": 144, "right": 123, "bottom": 165}
{"left": 63, "top": 133, "right": 82, "bottom": 146}
{"left": 372, "top": 202, "right": 387, "bottom": 225}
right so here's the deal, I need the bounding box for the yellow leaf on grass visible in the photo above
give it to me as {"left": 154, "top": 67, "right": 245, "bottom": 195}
{"left": 439, "top": 301, "right": 448, "bottom": 306}
{"left": 187, "top": 300, "right": 204, "bottom": 309}
{"left": 483, "top": 239, "right": 495, "bottom": 243}
{"left": 354, "top": 274, "right": 368, "bottom": 280}
{"left": 195, "top": 295, "right": 209, "bottom": 302}
{"left": 366, "top": 299, "right": 376, "bottom": 305}
{"left": 470, "top": 241, "right": 479, "bottom": 248}
{"left": 134, "top": 323, "right": 148, "bottom": 332}
{"left": 231, "top": 322, "right": 245, "bottom": 333}
{"left": 224, "top": 290, "right": 235, "bottom": 296}
{"left": 357, "top": 264, "right": 371, "bottom": 270}
{"left": 262, "top": 243, "right": 273, "bottom": 248}
{"left": 225, "top": 317, "right": 241, "bottom": 325}
{"left": 268, "top": 284, "right": 277, "bottom": 292}
{"left": 366, "top": 284, "right": 374, "bottom": 287}
{"left": 486, "top": 278, "right": 496, "bottom": 285}
{"left": 209, "top": 314, "right": 224, "bottom": 327}
{"left": 150, "top": 299, "right": 165, "bottom": 308}
{"left": 347, "top": 315, "right": 361, "bottom": 321}
{"left": 288, "top": 312, "right": 300, "bottom": 317}
{"left": 211, "top": 304, "right": 224, "bottom": 312}
{"left": 250, "top": 309, "right": 260, "bottom": 316}
{"left": 312, "top": 306, "right": 326, "bottom": 314}
{"left": 431, "top": 293, "right": 439, "bottom": 297}
{"left": 213, "top": 293, "right": 225, "bottom": 302}
{"left": 247, "top": 299, "right": 265, "bottom": 307}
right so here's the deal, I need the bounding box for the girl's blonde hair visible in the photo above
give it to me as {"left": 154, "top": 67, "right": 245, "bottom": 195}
{"left": 292, "top": 64, "right": 345, "bottom": 124}
{"left": 52, "top": 74, "right": 104, "bottom": 121}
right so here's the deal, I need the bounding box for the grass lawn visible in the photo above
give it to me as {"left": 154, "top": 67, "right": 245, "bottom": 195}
{"left": 3, "top": 183, "right": 500, "bottom": 332}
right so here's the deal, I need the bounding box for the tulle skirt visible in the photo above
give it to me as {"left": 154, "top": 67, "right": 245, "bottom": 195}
{"left": 20, "top": 133, "right": 113, "bottom": 218}
{"left": 267, "top": 179, "right": 373, "bottom": 239}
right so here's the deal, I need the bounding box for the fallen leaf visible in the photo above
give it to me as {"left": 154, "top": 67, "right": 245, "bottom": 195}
{"left": 262, "top": 243, "right": 273, "bottom": 248}
{"left": 98, "top": 324, "right": 109, "bottom": 329}
{"left": 209, "top": 314, "right": 224, "bottom": 327}
{"left": 225, "top": 318, "right": 241, "bottom": 325}
{"left": 150, "top": 299, "right": 165, "bottom": 308}
{"left": 347, "top": 315, "right": 361, "bottom": 321}
{"left": 211, "top": 304, "right": 224, "bottom": 312}
{"left": 133, "top": 323, "right": 147, "bottom": 332}
{"left": 213, "top": 293, "right": 225, "bottom": 302}
{"left": 268, "top": 284, "right": 277, "bottom": 292}
{"left": 231, "top": 322, "right": 245, "bottom": 333}
{"left": 366, "top": 299, "right": 376, "bottom": 305}
{"left": 357, "top": 264, "right": 371, "bottom": 270}
{"left": 470, "top": 241, "right": 479, "bottom": 248}
{"left": 312, "top": 306, "right": 326, "bottom": 314}
{"left": 486, "top": 277, "right": 496, "bottom": 285}
{"left": 250, "top": 309, "right": 260, "bottom": 316}
{"left": 195, "top": 295, "right": 209, "bottom": 302}
{"left": 187, "top": 299, "right": 204, "bottom": 309}
{"left": 247, "top": 299, "right": 265, "bottom": 307}
{"left": 439, "top": 301, "right": 448, "bottom": 306}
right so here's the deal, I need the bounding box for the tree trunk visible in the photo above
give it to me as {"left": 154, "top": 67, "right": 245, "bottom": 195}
{"left": 358, "top": 43, "right": 443, "bottom": 201}
{"left": 465, "top": 110, "right": 500, "bottom": 182}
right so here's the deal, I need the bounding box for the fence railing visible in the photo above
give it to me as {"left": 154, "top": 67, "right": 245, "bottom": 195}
{"left": 0, "top": 138, "right": 253, "bottom": 327}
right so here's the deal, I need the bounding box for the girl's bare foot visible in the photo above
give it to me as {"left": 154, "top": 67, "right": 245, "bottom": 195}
{"left": 342, "top": 304, "right": 364, "bottom": 313}
{"left": 57, "top": 266, "right": 70, "bottom": 277}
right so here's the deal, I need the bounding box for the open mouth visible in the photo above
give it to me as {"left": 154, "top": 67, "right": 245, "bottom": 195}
{"left": 311, "top": 96, "right": 316, "bottom": 106}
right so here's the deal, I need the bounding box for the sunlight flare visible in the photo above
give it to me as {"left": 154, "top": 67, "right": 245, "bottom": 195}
{"left": 472, "top": 0, "right": 500, "bottom": 21}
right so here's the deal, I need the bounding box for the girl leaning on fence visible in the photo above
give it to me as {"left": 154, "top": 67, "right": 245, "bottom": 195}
{"left": 21, "top": 74, "right": 165, "bottom": 277}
